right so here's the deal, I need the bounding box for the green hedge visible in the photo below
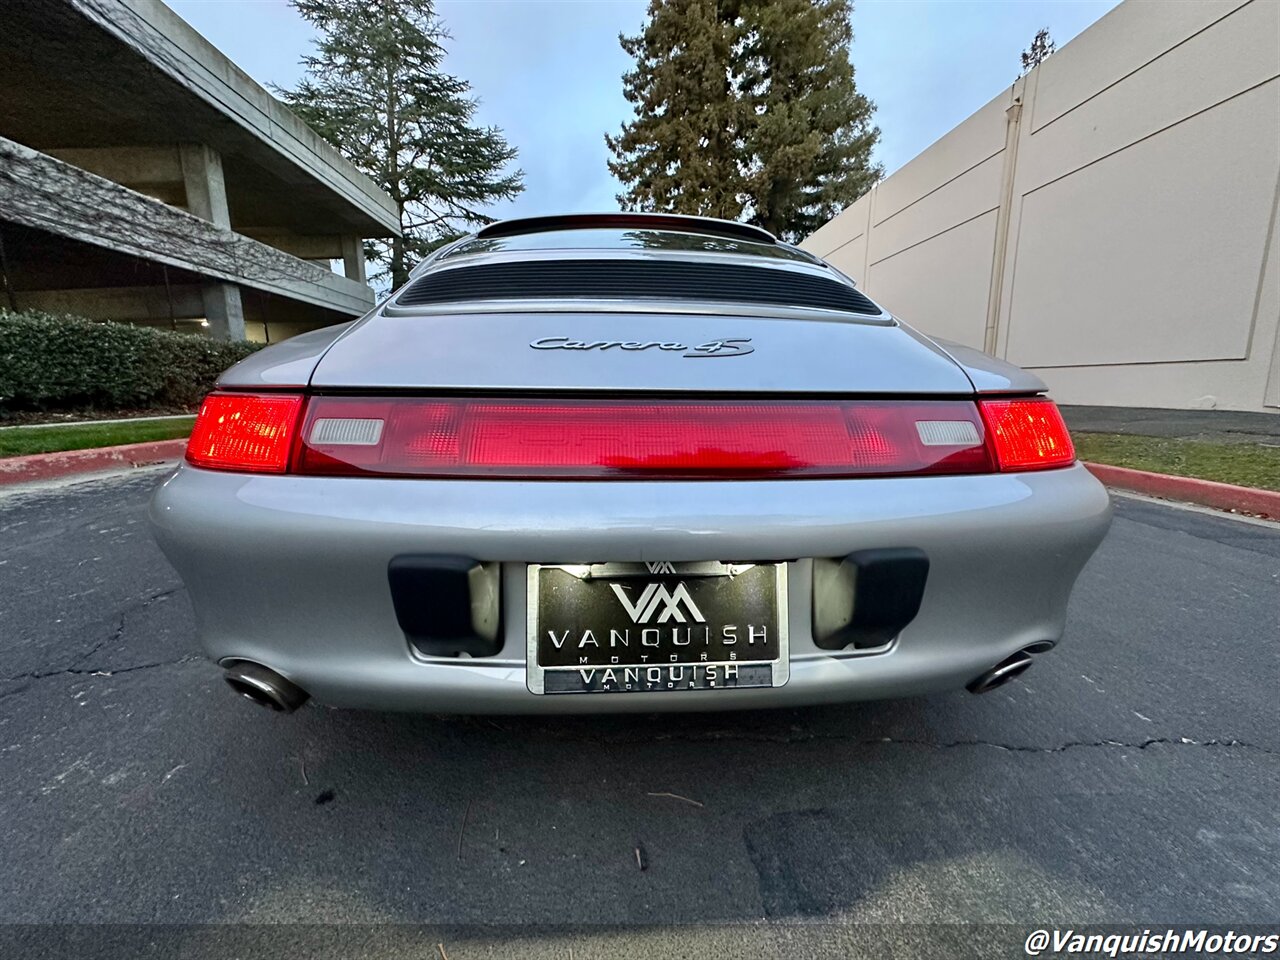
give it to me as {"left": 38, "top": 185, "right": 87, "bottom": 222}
{"left": 0, "top": 310, "right": 261, "bottom": 415}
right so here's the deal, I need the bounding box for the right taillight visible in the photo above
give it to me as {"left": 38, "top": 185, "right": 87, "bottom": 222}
{"left": 979, "top": 397, "right": 1075, "bottom": 471}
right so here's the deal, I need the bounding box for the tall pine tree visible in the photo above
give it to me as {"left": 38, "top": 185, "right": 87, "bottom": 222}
{"left": 738, "top": 0, "right": 879, "bottom": 239}
{"left": 605, "top": 0, "right": 746, "bottom": 221}
{"left": 607, "top": 0, "right": 880, "bottom": 243}
{"left": 278, "top": 0, "right": 523, "bottom": 287}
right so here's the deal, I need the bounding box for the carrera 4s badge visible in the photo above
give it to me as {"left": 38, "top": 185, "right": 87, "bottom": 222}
{"left": 530, "top": 337, "right": 754, "bottom": 358}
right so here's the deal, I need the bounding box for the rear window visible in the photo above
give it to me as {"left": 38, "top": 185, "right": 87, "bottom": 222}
{"left": 397, "top": 258, "right": 882, "bottom": 315}
{"left": 440, "top": 228, "right": 820, "bottom": 264}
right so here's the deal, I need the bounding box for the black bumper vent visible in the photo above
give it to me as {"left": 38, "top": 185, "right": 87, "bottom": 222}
{"left": 812, "top": 548, "right": 930, "bottom": 650}
{"left": 397, "top": 259, "right": 882, "bottom": 315}
{"left": 389, "top": 556, "right": 502, "bottom": 658}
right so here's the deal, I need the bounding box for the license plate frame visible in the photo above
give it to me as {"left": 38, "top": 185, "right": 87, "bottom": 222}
{"left": 526, "top": 562, "right": 789, "bottom": 695}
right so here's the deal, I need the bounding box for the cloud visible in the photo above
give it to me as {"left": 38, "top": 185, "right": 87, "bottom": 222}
{"left": 436, "top": 0, "right": 646, "bottom": 218}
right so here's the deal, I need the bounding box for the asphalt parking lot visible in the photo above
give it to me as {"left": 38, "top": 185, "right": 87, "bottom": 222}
{"left": 1, "top": 469, "right": 1277, "bottom": 956}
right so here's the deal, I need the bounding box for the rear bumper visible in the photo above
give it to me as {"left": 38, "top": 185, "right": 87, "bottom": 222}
{"left": 149, "top": 464, "right": 1112, "bottom": 713}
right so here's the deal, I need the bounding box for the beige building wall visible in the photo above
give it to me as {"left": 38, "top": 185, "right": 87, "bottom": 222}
{"left": 802, "top": 0, "right": 1280, "bottom": 412}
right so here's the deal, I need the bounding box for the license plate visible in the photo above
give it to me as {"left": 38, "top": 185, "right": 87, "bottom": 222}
{"left": 526, "top": 562, "right": 789, "bottom": 695}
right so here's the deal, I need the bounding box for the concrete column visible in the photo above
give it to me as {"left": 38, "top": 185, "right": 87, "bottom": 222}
{"left": 181, "top": 143, "right": 244, "bottom": 339}
{"left": 201, "top": 282, "right": 245, "bottom": 341}
{"left": 341, "top": 235, "right": 367, "bottom": 285}
{"left": 179, "top": 143, "right": 231, "bottom": 227}
{"left": 984, "top": 79, "right": 1026, "bottom": 357}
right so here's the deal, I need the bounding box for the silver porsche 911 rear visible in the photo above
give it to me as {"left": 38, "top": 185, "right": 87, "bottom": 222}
{"left": 149, "top": 213, "right": 1111, "bottom": 715}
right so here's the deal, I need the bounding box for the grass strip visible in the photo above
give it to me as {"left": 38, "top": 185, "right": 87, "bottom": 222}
{"left": 1074, "top": 432, "right": 1280, "bottom": 492}
{"left": 0, "top": 417, "right": 194, "bottom": 457}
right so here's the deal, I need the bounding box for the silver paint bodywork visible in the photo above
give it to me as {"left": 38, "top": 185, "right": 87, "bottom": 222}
{"left": 221, "top": 321, "right": 354, "bottom": 388}
{"left": 928, "top": 337, "right": 1049, "bottom": 395}
{"left": 158, "top": 215, "right": 1112, "bottom": 713}
{"left": 151, "top": 465, "right": 1110, "bottom": 712}
{"left": 306, "top": 309, "right": 973, "bottom": 395}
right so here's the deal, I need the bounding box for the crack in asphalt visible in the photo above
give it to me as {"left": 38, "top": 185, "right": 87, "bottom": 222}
{"left": 0, "top": 574, "right": 1272, "bottom": 760}
{"left": 866, "top": 735, "right": 1274, "bottom": 755}
{"left": 465, "top": 722, "right": 1276, "bottom": 756}
{"left": 0, "top": 585, "right": 185, "bottom": 685}
{"left": 2, "top": 669, "right": 1274, "bottom": 758}
{"left": 0, "top": 654, "right": 203, "bottom": 703}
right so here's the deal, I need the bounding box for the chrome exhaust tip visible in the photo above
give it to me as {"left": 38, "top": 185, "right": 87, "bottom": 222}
{"left": 967, "top": 650, "right": 1034, "bottom": 695}
{"left": 223, "top": 662, "right": 309, "bottom": 713}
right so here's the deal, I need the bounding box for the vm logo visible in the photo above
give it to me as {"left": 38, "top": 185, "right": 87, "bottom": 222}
{"left": 610, "top": 582, "right": 706, "bottom": 624}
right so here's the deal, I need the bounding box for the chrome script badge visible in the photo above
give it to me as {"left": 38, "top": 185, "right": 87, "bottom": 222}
{"left": 530, "top": 336, "right": 754, "bottom": 358}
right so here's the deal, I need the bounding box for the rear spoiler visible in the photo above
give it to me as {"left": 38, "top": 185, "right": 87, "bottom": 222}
{"left": 475, "top": 213, "right": 777, "bottom": 246}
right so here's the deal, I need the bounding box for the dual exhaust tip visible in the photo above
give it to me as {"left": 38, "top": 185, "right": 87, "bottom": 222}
{"left": 224, "top": 645, "right": 1049, "bottom": 710}
{"left": 223, "top": 662, "right": 308, "bottom": 713}
{"left": 967, "top": 641, "right": 1053, "bottom": 695}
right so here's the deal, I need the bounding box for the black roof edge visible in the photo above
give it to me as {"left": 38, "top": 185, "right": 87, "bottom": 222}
{"left": 474, "top": 213, "right": 778, "bottom": 245}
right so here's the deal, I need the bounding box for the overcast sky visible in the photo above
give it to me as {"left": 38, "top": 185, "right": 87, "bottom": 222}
{"left": 165, "top": 0, "right": 1120, "bottom": 221}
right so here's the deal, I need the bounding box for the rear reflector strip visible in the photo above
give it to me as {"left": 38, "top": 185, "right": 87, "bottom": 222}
{"left": 915, "top": 420, "right": 981, "bottom": 447}
{"left": 293, "top": 398, "right": 997, "bottom": 480}
{"left": 308, "top": 417, "right": 384, "bottom": 446}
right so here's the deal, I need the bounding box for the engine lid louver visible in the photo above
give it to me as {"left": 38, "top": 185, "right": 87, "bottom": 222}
{"left": 396, "top": 259, "right": 882, "bottom": 316}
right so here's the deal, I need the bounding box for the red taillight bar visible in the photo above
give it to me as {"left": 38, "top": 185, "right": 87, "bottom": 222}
{"left": 294, "top": 397, "right": 995, "bottom": 479}
{"left": 185, "top": 393, "right": 1075, "bottom": 478}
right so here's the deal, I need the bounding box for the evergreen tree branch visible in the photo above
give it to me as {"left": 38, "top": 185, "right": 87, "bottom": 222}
{"left": 277, "top": 0, "right": 524, "bottom": 287}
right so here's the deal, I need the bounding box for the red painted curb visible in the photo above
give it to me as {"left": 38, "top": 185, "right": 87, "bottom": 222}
{"left": 1086, "top": 462, "right": 1280, "bottom": 520}
{"left": 0, "top": 439, "right": 187, "bottom": 486}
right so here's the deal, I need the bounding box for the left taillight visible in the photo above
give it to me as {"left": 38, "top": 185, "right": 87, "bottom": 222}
{"left": 186, "top": 393, "right": 304, "bottom": 474}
